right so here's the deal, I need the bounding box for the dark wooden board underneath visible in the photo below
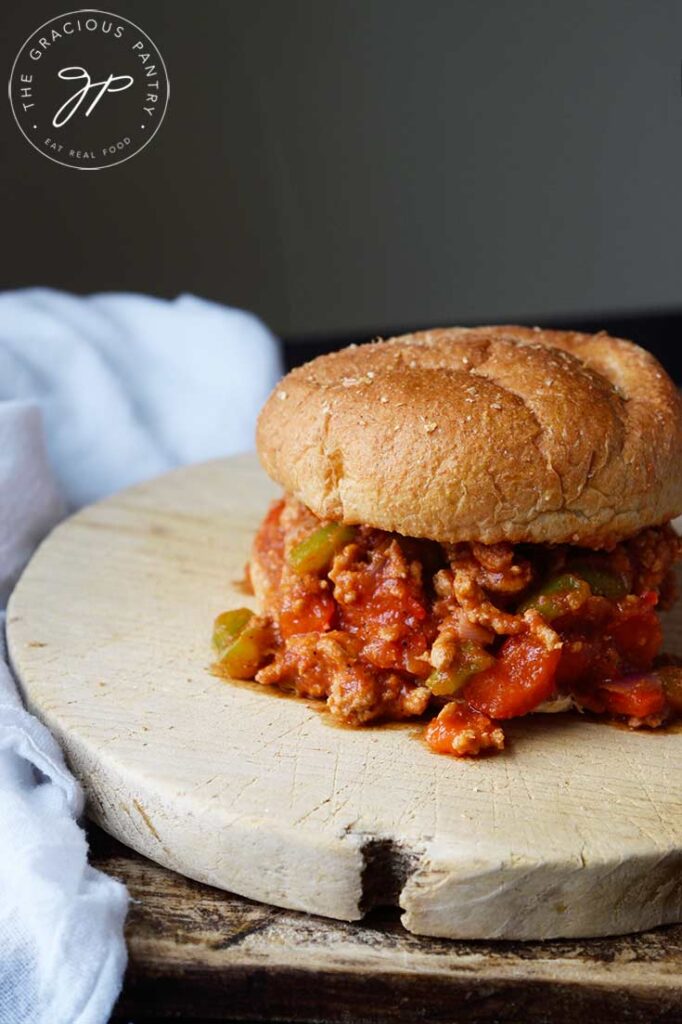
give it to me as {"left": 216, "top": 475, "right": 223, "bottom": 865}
{"left": 91, "top": 827, "right": 682, "bottom": 1024}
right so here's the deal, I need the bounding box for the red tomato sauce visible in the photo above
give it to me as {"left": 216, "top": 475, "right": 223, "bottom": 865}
{"left": 241, "top": 497, "right": 681, "bottom": 757}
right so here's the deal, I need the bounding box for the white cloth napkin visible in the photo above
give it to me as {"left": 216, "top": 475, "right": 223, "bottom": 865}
{"left": 0, "top": 289, "right": 282, "bottom": 1024}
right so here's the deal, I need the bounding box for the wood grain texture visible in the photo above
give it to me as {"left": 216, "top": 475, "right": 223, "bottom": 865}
{"left": 98, "top": 825, "right": 682, "bottom": 1024}
{"left": 7, "top": 455, "right": 682, "bottom": 940}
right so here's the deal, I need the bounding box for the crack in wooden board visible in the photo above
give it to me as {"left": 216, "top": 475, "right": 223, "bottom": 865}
{"left": 8, "top": 455, "right": 682, "bottom": 941}
{"left": 95, "top": 827, "right": 682, "bottom": 1022}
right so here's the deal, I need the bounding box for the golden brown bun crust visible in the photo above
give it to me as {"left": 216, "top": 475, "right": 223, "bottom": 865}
{"left": 256, "top": 326, "right": 682, "bottom": 547}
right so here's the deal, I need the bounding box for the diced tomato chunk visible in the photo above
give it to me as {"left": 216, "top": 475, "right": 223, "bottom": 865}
{"left": 608, "top": 604, "right": 662, "bottom": 670}
{"left": 425, "top": 700, "right": 505, "bottom": 757}
{"left": 598, "top": 675, "right": 666, "bottom": 720}
{"left": 555, "top": 634, "right": 620, "bottom": 689}
{"left": 464, "top": 634, "right": 561, "bottom": 719}
{"left": 279, "top": 592, "right": 335, "bottom": 637}
{"left": 336, "top": 546, "right": 430, "bottom": 673}
{"left": 555, "top": 637, "right": 598, "bottom": 688}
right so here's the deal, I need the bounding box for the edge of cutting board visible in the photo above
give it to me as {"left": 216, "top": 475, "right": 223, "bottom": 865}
{"left": 7, "top": 455, "right": 682, "bottom": 939}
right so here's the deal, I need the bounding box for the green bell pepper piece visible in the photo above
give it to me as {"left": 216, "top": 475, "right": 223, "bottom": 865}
{"left": 518, "top": 572, "right": 589, "bottom": 621}
{"left": 212, "top": 608, "right": 254, "bottom": 656}
{"left": 427, "top": 641, "right": 495, "bottom": 696}
{"left": 569, "top": 562, "right": 629, "bottom": 600}
{"left": 214, "top": 618, "right": 269, "bottom": 679}
{"left": 288, "top": 523, "right": 357, "bottom": 575}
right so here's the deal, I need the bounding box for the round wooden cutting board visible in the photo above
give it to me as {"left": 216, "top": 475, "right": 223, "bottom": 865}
{"left": 7, "top": 455, "right": 682, "bottom": 940}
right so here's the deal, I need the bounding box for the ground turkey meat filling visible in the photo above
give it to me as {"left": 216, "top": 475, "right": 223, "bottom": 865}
{"left": 212, "top": 496, "right": 682, "bottom": 757}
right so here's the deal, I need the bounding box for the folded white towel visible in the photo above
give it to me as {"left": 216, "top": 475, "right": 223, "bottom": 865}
{"left": 0, "top": 290, "right": 282, "bottom": 1024}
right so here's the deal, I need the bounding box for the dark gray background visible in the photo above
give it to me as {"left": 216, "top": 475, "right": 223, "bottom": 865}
{"left": 2, "top": 1, "right": 681, "bottom": 351}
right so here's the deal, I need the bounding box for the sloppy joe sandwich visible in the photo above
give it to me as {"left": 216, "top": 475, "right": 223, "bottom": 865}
{"left": 211, "top": 326, "right": 682, "bottom": 757}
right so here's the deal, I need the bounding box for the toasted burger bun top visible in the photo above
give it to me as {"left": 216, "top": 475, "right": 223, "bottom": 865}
{"left": 256, "top": 326, "right": 682, "bottom": 547}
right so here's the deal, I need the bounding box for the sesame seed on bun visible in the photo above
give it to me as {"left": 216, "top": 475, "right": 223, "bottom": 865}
{"left": 256, "top": 326, "right": 682, "bottom": 548}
